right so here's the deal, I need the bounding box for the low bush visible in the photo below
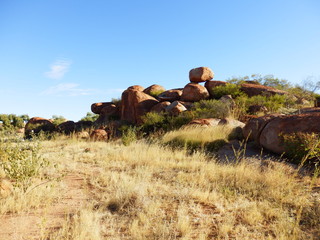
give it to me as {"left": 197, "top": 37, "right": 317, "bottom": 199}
{"left": 0, "top": 138, "right": 49, "bottom": 191}
{"left": 282, "top": 132, "right": 320, "bottom": 165}
{"left": 121, "top": 126, "right": 138, "bottom": 146}
{"left": 210, "top": 84, "right": 245, "bottom": 99}
{"left": 192, "top": 99, "right": 232, "bottom": 119}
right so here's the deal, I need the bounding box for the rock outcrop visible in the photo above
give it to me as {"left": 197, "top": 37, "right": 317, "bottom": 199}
{"left": 243, "top": 113, "right": 320, "bottom": 155}
{"left": 158, "top": 89, "right": 183, "bottom": 102}
{"left": 150, "top": 101, "right": 171, "bottom": 113}
{"left": 205, "top": 80, "right": 227, "bottom": 97}
{"left": 259, "top": 113, "right": 320, "bottom": 154}
{"left": 57, "top": 121, "right": 76, "bottom": 134}
{"left": 25, "top": 117, "right": 55, "bottom": 138}
{"left": 240, "top": 83, "right": 288, "bottom": 97}
{"left": 242, "top": 114, "right": 281, "bottom": 143}
{"left": 165, "top": 101, "right": 187, "bottom": 116}
{"left": 121, "top": 89, "right": 159, "bottom": 124}
{"left": 143, "top": 84, "right": 165, "bottom": 97}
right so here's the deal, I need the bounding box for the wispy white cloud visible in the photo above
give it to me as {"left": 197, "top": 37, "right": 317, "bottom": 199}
{"left": 41, "top": 83, "right": 96, "bottom": 96}
{"left": 45, "top": 59, "right": 72, "bottom": 80}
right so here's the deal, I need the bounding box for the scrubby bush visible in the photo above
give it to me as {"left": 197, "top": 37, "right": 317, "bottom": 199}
{"left": 282, "top": 132, "right": 320, "bottom": 165}
{"left": 51, "top": 115, "right": 67, "bottom": 126}
{"left": 0, "top": 138, "right": 49, "bottom": 191}
{"left": 121, "top": 126, "right": 138, "bottom": 146}
{"left": 210, "top": 84, "right": 245, "bottom": 99}
{"left": 149, "top": 89, "right": 165, "bottom": 98}
{"left": 140, "top": 111, "right": 193, "bottom": 134}
{"left": 192, "top": 99, "right": 232, "bottom": 119}
{"left": 80, "top": 112, "right": 99, "bottom": 122}
{"left": 0, "top": 114, "right": 29, "bottom": 130}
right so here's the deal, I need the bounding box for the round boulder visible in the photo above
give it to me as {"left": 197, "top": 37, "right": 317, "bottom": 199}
{"left": 181, "top": 83, "right": 209, "bottom": 102}
{"left": 150, "top": 101, "right": 171, "bottom": 113}
{"left": 205, "top": 80, "right": 227, "bottom": 97}
{"left": 189, "top": 67, "right": 214, "bottom": 83}
{"left": 259, "top": 113, "right": 320, "bottom": 154}
{"left": 127, "top": 85, "right": 144, "bottom": 91}
{"left": 91, "top": 102, "right": 114, "bottom": 114}
{"left": 158, "top": 89, "right": 183, "bottom": 102}
{"left": 143, "top": 84, "right": 166, "bottom": 97}
{"left": 57, "top": 121, "right": 76, "bottom": 134}
{"left": 25, "top": 117, "right": 55, "bottom": 138}
{"left": 242, "top": 114, "right": 282, "bottom": 143}
{"left": 165, "top": 101, "right": 187, "bottom": 116}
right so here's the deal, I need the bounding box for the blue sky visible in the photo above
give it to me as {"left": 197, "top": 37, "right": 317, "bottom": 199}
{"left": 1, "top": 0, "right": 319, "bottom": 121}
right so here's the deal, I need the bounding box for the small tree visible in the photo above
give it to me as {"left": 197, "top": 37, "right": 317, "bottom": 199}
{"left": 80, "top": 112, "right": 99, "bottom": 122}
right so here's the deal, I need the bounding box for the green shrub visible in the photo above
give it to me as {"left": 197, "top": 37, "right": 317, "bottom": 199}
{"left": 140, "top": 111, "right": 193, "bottom": 134}
{"left": 282, "top": 132, "right": 320, "bottom": 165}
{"left": 0, "top": 139, "right": 49, "bottom": 191}
{"left": 80, "top": 112, "right": 99, "bottom": 122}
{"left": 149, "top": 89, "right": 165, "bottom": 98}
{"left": 210, "top": 84, "right": 245, "bottom": 99}
{"left": 192, "top": 99, "right": 232, "bottom": 119}
{"left": 121, "top": 126, "right": 138, "bottom": 146}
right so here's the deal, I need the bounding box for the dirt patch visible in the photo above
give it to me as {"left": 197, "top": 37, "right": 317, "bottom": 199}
{"left": 0, "top": 174, "right": 88, "bottom": 240}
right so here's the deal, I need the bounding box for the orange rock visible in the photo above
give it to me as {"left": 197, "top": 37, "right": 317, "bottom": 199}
{"left": 189, "top": 67, "right": 214, "bottom": 83}
{"left": 90, "top": 129, "right": 108, "bottom": 141}
{"left": 181, "top": 83, "right": 209, "bottom": 102}
{"left": 121, "top": 89, "right": 158, "bottom": 124}
{"left": 25, "top": 117, "right": 55, "bottom": 138}
{"left": 143, "top": 84, "right": 166, "bottom": 96}
{"left": 240, "top": 83, "right": 288, "bottom": 97}
{"left": 158, "top": 89, "right": 183, "bottom": 102}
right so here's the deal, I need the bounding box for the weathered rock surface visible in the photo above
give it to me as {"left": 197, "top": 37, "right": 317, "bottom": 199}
{"left": 259, "top": 113, "right": 320, "bottom": 154}
{"left": 127, "top": 85, "right": 144, "bottom": 91}
{"left": 166, "top": 101, "right": 187, "bottom": 116}
{"left": 150, "top": 101, "right": 171, "bottom": 113}
{"left": 178, "top": 101, "right": 194, "bottom": 110}
{"left": 181, "top": 83, "right": 209, "bottom": 102}
{"left": 90, "top": 129, "right": 108, "bottom": 141}
{"left": 94, "top": 104, "right": 119, "bottom": 126}
{"left": 25, "top": 117, "right": 55, "bottom": 138}
{"left": 293, "top": 107, "right": 320, "bottom": 114}
{"left": 240, "top": 83, "right": 288, "bottom": 97}
{"left": 189, "top": 67, "right": 214, "bottom": 83}
{"left": 57, "top": 121, "right": 76, "bottom": 134}
{"left": 205, "top": 80, "right": 227, "bottom": 97}
{"left": 242, "top": 114, "right": 281, "bottom": 143}
{"left": 158, "top": 89, "right": 183, "bottom": 102}
{"left": 91, "top": 102, "right": 114, "bottom": 114}
{"left": 121, "top": 89, "right": 159, "bottom": 124}
{"left": 143, "top": 84, "right": 165, "bottom": 97}
{"left": 75, "top": 121, "right": 93, "bottom": 131}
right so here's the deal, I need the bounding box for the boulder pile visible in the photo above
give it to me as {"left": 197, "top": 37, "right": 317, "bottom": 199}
{"left": 243, "top": 113, "right": 320, "bottom": 154}
{"left": 91, "top": 66, "right": 290, "bottom": 126}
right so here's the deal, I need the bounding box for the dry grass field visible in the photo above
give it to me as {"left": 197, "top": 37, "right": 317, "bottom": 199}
{"left": 0, "top": 130, "right": 319, "bottom": 240}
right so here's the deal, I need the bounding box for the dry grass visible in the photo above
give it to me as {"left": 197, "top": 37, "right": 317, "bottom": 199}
{"left": 1, "top": 132, "right": 319, "bottom": 239}
{"left": 162, "top": 125, "right": 234, "bottom": 145}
